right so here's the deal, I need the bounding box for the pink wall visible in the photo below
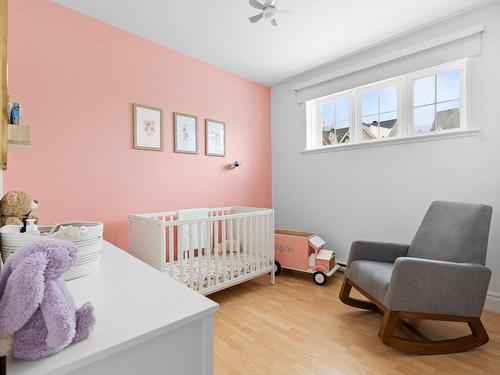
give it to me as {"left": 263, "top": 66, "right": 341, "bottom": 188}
{"left": 5, "top": 0, "right": 272, "bottom": 250}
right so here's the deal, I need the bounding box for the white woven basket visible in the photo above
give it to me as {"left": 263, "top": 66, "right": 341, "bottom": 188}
{"left": 0, "top": 221, "right": 103, "bottom": 280}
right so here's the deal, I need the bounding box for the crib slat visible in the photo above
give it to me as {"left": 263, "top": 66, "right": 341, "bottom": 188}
{"left": 228, "top": 219, "right": 234, "bottom": 280}
{"left": 261, "top": 215, "right": 265, "bottom": 269}
{"left": 250, "top": 216, "right": 255, "bottom": 272}
{"left": 169, "top": 225, "right": 174, "bottom": 278}
{"left": 257, "top": 215, "right": 262, "bottom": 270}
{"left": 161, "top": 224, "right": 167, "bottom": 273}
{"left": 189, "top": 224, "right": 194, "bottom": 289}
{"left": 198, "top": 222, "right": 203, "bottom": 291}
{"left": 242, "top": 217, "right": 247, "bottom": 275}
{"left": 235, "top": 218, "right": 241, "bottom": 278}
{"left": 178, "top": 224, "right": 184, "bottom": 285}
{"left": 259, "top": 215, "right": 264, "bottom": 269}
{"left": 222, "top": 218, "right": 227, "bottom": 282}
{"left": 270, "top": 211, "right": 275, "bottom": 284}
{"left": 266, "top": 214, "right": 271, "bottom": 264}
{"left": 266, "top": 214, "right": 269, "bottom": 267}
{"left": 214, "top": 219, "right": 219, "bottom": 287}
{"left": 207, "top": 221, "right": 212, "bottom": 288}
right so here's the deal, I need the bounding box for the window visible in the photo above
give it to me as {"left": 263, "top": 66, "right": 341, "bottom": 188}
{"left": 360, "top": 83, "right": 398, "bottom": 141}
{"left": 411, "top": 69, "right": 462, "bottom": 134}
{"left": 305, "top": 60, "right": 467, "bottom": 150}
{"left": 318, "top": 96, "right": 350, "bottom": 145}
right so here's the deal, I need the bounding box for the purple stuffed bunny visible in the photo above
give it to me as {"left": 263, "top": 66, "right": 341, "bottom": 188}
{"left": 0, "top": 239, "right": 95, "bottom": 360}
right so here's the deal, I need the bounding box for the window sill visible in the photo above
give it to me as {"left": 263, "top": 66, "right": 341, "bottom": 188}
{"left": 301, "top": 129, "right": 480, "bottom": 155}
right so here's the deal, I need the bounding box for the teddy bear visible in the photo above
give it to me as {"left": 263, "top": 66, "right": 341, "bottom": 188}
{"left": 0, "top": 239, "right": 95, "bottom": 359}
{"left": 0, "top": 190, "right": 39, "bottom": 227}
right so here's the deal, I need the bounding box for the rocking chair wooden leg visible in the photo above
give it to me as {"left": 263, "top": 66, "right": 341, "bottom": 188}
{"left": 378, "top": 310, "right": 399, "bottom": 343}
{"left": 340, "top": 279, "right": 490, "bottom": 354}
{"left": 378, "top": 312, "right": 490, "bottom": 355}
{"left": 339, "top": 277, "right": 378, "bottom": 311}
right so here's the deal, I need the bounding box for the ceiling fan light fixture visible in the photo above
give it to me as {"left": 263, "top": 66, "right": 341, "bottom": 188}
{"left": 263, "top": 7, "right": 276, "bottom": 19}
{"left": 248, "top": 0, "right": 289, "bottom": 26}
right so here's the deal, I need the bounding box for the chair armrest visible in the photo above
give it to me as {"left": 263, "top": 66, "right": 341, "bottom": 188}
{"left": 385, "top": 258, "right": 491, "bottom": 317}
{"left": 347, "top": 241, "right": 409, "bottom": 270}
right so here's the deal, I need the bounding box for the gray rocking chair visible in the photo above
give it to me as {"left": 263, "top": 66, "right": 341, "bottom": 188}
{"left": 340, "top": 201, "right": 492, "bottom": 354}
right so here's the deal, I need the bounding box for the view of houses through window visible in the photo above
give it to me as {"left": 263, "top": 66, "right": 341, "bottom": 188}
{"left": 307, "top": 60, "right": 465, "bottom": 150}
{"left": 320, "top": 97, "right": 350, "bottom": 145}
{"left": 413, "top": 70, "right": 461, "bottom": 134}
{"left": 360, "top": 85, "right": 398, "bottom": 141}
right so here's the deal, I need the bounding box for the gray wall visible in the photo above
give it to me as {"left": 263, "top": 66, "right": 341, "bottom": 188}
{"left": 271, "top": 2, "right": 500, "bottom": 300}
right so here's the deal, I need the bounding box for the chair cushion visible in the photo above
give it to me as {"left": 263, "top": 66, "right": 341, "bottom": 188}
{"left": 347, "top": 260, "right": 393, "bottom": 303}
{"left": 408, "top": 201, "right": 492, "bottom": 264}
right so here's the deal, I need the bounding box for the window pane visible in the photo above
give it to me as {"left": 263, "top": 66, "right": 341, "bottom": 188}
{"left": 322, "top": 121, "right": 350, "bottom": 145}
{"left": 361, "top": 90, "right": 378, "bottom": 116}
{"left": 414, "top": 105, "right": 435, "bottom": 133}
{"left": 362, "top": 115, "right": 379, "bottom": 140}
{"left": 335, "top": 97, "right": 350, "bottom": 122}
{"left": 437, "top": 70, "right": 460, "bottom": 102}
{"left": 435, "top": 100, "right": 460, "bottom": 130}
{"left": 337, "top": 120, "right": 349, "bottom": 129}
{"left": 322, "top": 128, "right": 335, "bottom": 145}
{"left": 321, "top": 102, "right": 335, "bottom": 131}
{"left": 336, "top": 121, "right": 350, "bottom": 144}
{"left": 380, "top": 85, "right": 397, "bottom": 113}
{"left": 379, "top": 112, "right": 397, "bottom": 138}
{"left": 414, "top": 75, "right": 435, "bottom": 106}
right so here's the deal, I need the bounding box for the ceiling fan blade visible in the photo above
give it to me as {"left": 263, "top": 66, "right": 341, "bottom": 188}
{"left": 271, "top": 18, "right": 278, "bottom": 26}
{"left": 249, "top": 0, "right": 264, "bottom": 10}
{"left": 249, "top": 12, "right": 264, "bottom": 23}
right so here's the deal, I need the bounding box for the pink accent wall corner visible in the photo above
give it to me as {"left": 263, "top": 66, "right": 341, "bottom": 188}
{"left": 5, "top": 0, "right": 272, "bottom": 250}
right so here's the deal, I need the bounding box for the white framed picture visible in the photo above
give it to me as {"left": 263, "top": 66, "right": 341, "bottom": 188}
{"left": 133, "top": 104, "right": 163, "bottom": 151}
{"left": 205, "top": 119, "right": 225, "bottom": 157}
{"left": 174, "top": 113, "right": 198, "bottom": 154}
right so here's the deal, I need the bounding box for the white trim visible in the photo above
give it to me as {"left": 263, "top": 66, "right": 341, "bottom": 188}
{"left": 293, "top": 23, "right": 484, "bottom": 92}
{"left": 485, "top": 292, "right": 500, "bottom": 313}
{"left": 301, "top": 128, "right": 480, "bottom": 155}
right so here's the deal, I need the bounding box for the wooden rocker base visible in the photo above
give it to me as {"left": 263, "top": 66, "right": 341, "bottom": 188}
{"left": 339, "top": 277, "right": 489, "bottom": 355}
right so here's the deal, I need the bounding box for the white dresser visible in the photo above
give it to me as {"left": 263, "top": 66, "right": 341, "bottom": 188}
{"left": 6, "top": 241, "right": 218, "bottom": 375}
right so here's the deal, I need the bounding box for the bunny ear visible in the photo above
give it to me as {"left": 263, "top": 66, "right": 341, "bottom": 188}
{"left": 0, "top": 252, "right": 48, "bottom": 336}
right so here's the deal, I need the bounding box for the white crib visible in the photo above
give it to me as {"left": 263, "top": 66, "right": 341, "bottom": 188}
{"left": 128, "top": 206, "right": 275, "bottom": 295}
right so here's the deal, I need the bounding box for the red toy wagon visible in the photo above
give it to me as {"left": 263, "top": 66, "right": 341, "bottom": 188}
{"left": 274, "top": 229, "right": 339, "bottom": 285}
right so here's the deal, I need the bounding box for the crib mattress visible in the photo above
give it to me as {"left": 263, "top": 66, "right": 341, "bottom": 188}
{"left": 162, "top": 254, "right": 273, "bottom": 291}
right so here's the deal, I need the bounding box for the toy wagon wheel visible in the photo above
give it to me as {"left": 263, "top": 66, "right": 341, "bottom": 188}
{"left": 313, "top": 271, "right": 327, "bottom": 286}
{"left": 274, "top": 260, "right": 282, "bottom": 276}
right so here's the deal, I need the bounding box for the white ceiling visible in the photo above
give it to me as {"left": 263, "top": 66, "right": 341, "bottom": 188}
{"left": 52, "top": 0, "right": 487, "bottom": 86}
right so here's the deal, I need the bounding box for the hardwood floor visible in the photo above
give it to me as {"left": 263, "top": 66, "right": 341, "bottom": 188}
{"left": 210, "top": 270, "right": 500, "bottom": 375}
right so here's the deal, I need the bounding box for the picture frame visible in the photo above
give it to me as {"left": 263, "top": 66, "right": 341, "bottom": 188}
{"left": 133, "top": 104, "right": 163, "bottom": 151}
{"left": 174, "top": 112, "right": 198, "bottom": 154}
{"left": 205, "top": 119, "right": 226, "bottom": 157}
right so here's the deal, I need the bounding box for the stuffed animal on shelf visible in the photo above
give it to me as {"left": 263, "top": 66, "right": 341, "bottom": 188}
{"left": 0, "top": 239, "right": 95, "bottom": 360}
{"left": 0, "top": 190, "right": 39, "bottom": 228}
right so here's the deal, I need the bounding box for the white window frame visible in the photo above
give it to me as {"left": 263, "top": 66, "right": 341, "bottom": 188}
{"left": 303, "top": 58, "right": 475, "bottom": 153}
{"left": 406, "top": 59, "right": 468, "bottom": 135}
{"left": 354, "top": 77, "right": 404, "bottom": 142}
{"left": 314, "top": 91, "right": 353, "bottom": 146}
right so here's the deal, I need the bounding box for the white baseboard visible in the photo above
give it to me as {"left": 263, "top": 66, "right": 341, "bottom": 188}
{"left": 485, "top": 292, "right": 500, "bottom": 313}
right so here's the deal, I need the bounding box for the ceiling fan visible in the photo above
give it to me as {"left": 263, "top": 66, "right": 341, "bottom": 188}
{"left": 248, "top": 0, "right": 291, "bottom": 26}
